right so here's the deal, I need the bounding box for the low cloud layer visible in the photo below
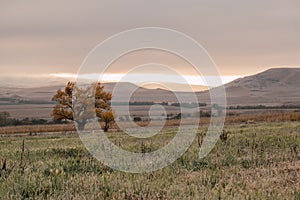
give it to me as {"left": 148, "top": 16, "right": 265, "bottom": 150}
{"left": 1, "top": 0, "right": 299, "bottom": 76}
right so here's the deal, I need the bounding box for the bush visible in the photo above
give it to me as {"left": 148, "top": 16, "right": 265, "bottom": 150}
{"left": 133, "top": 117, "right": 142, "bottom": 122}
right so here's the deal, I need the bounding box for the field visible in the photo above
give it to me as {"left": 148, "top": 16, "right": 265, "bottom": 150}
{"left": 0, "top": 122, "right": 299, "bottom": 199}
{"left": 1, "top": 110, "right": 300, "bottom": 135}
{"left": 0, "top": 104, "right": 54, "bottom": 119}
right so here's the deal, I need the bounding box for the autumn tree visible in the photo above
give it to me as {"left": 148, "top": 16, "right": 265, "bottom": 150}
{"left": 52, "top": 82, "right": 114, "bottom": 131}
{"left": 101, "top": 111, "right": 115, "bottom": 132}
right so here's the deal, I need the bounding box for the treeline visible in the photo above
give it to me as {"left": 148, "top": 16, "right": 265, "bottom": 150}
{"left": 112, "top": 101, "right": 156, "bottom": 106}
{"left": 0, "top": 98, "right": 53, "bottom": 105}
{"left": 131, "top": 113, "right": 190, "bottom": 122}
{"left": 170, "top": 102, "right": 207, "bottom": 108}
{"left": 0, "top": 111, "right": 66, "bottom": 127}
{"left": 112, "top": 101, "right": 207, "bottom": 107}
{"left": 228, "top": 105, "right": 300, "bottom": 110}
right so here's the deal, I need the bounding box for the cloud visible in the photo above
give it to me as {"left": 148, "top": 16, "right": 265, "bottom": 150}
{"left": 0, "top": 0, "right": 299, "bottom": 75}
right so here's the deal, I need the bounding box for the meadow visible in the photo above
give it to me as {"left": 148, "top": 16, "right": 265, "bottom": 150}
{"left": 0, "top": 121, "right": 299, "bottom": 199}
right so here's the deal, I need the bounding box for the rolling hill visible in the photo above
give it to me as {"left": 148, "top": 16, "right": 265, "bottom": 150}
{"left": 218, "top": 68, "right": 300, "bottom": 105}
{"left": 1, "top": 68, "right": 300, "bottom": 107}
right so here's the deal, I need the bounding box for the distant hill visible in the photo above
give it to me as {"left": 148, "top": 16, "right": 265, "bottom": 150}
{"left": 139, "top": 82, "right": 209, "bottom": 92}
{"left": 1, "top": 68, "right": 300, "bottom": 106}
{"left": 0, "top": 82, "right": 179, "bottom": 103}
{"left": 104, "top": 82, "right": 173, "bottom": 102}
{"left": 199, "top": 68, "right": 300, "bottom": 105}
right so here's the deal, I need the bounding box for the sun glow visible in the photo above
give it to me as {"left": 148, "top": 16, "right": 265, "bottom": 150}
{"left": 50, "top": 73, "right": 240, "bottom": 87}
{"left": 50, "top": 73, "right": 78, "bottom": 79}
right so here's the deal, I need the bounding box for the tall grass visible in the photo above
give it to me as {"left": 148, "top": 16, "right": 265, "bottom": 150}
{"left": 0, "top": 122, "right": 299, "bottom": 199}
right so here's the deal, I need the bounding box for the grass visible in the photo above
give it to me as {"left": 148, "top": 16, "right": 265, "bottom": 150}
{"left": 1, "top": 110, "right": 299, "bottom": 136}
{"left": 0, "top": 122, "right": 299, "bottom": 199}
{"left": 0, "top": 124, "right": 76, "bottom": 135}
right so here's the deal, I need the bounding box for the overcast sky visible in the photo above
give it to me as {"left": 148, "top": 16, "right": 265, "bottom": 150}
{"left": 0, "top": 0, "right": 299, "bottom": 77}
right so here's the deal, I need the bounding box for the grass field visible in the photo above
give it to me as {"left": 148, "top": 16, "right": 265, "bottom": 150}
{"left": 0, "top": 121, "right": 299, "bottom": 199}
{"left": 1, "top": 110, "right": 300, "bottom": 136}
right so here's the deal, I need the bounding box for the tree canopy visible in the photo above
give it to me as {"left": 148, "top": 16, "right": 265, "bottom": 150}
{"left": 52, "top": 82, "right": 114, "bottom": 131}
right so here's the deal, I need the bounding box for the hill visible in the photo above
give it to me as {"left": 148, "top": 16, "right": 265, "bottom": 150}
{"left": 203, "top": 68, "right": 300, "bottom": 105}
{"left": 1, "top": 68, "right": 300, "bottom": 107}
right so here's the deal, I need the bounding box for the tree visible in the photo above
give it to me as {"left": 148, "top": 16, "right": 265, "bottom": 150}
{"left": 52, "top": 82, "right": 113, "bottom": 131}
{"left": 101, "top": 111, "right": 115, "bottom": 132}
{"left": 133, "top": 116, "right": 142, "bottom": 122}
{"left": 0, "top": 111, "right": 10, "bottom": 126}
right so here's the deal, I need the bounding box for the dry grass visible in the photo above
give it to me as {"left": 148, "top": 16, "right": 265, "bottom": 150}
{"left": 1, "top": 111, "right": 300, "bottom": 136}
{"left": 225, "top": 111, "right": 300, "bottom": 124}
{"left": 0, "top": 122, "right": 299, "bottom": 199}
{"left": 0, "top": 124, "right": 76, "bottom": 135}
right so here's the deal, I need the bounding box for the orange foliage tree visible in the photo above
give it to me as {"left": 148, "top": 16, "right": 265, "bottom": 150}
{"left": 101, "top": 111, "right": 115, "bottom": 132}
{"left": 52, "top": 82, "right": 114, "bottom": 131}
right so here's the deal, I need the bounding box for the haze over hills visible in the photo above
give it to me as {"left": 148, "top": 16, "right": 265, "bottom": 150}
{"left": 0, "top": 82, "right": 190, "bottom": 103}
{"left": 0, "top": 76, "right": 208, "bottom": 104}
{"left": 1, "top": 68, "right": 300, "bottom": 106}
{"left": 138, "top": 82, "right": 209, "bottom": 92}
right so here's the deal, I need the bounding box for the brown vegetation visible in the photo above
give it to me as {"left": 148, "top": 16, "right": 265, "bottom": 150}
{"left": 0, "top": 124, "right": 75, "bottom": 135}
{"left": 52, "top": 82, "right": 113, "bottom": 131}
{"left": 1, "top": 111, "right": 300, "bottom": 136}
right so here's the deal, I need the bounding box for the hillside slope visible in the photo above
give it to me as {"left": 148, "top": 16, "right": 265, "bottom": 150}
{"left": 208, "top": 68, "right": 300, "bottom": 105}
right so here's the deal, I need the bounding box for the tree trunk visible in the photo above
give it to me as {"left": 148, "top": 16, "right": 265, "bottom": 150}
{"left": 103, "top": 122, "right": 109, "bottom": 132}
{"left": 77, "top": 121, "right": 86, "bottom": 131}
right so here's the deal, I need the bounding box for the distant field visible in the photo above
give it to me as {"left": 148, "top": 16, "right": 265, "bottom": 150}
{"left": 0, "top": 124, "right": 76, "bottom": 136}
{"left": 0, "top": 104, "right": 182, "bottom": 119}
{"left": 0, "top": 104, "right": 54, "bottom": 119}
{"left": 0, "top": 122, "right": 299, "bottom": 199}
{"left": 1, "top": 102, "right": 300, "bottom": 121}
{"left": 1, "top": 110, "right": 300, "bottom": 136}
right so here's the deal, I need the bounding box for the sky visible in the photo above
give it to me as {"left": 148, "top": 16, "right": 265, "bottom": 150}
{"left": 0, "top": 0, "right": 300, "bottom": 86}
